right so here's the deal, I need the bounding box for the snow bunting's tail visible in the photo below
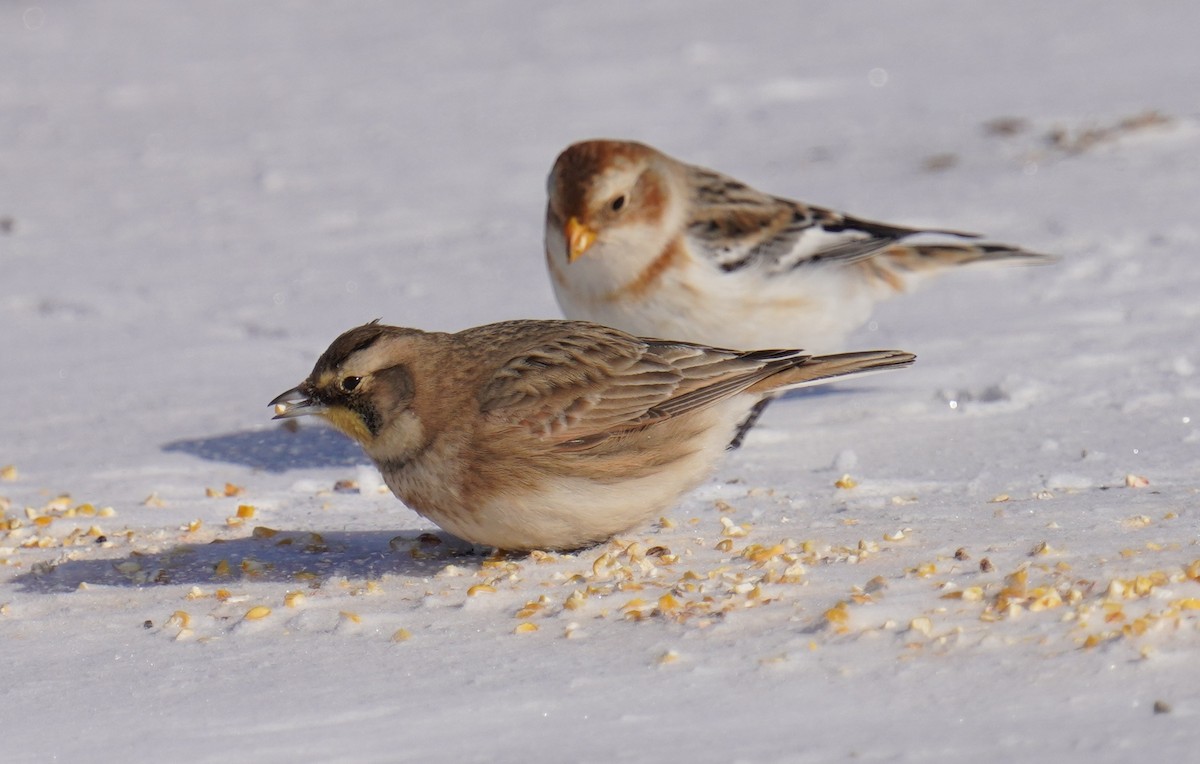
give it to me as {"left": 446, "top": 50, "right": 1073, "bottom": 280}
{"left": 868, "top": 241, "right": 1056, "bottom": 288}
{"left": 749, "top": 349, "right": 916, "bottom": 395}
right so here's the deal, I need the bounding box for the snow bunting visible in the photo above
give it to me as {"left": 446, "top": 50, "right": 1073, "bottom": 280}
{"left": 545, "top": 139, "right": 1053, "bottom": 353}
{"left": 271, "top": 319, "right": 914, "bottom": 551}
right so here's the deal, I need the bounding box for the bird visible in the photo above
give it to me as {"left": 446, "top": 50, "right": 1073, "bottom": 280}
{"left": 545, "top": 138, "right": 1053, "bottom": 355}
{"left": 270, "top": 319, "right": 915, "bottom": 552}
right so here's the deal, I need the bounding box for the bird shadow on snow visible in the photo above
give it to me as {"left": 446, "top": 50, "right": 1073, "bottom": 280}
{"left": 162, "top": 423, "right": 368, "bottom": 473}
{"left": 27, "top": 389, "right": 896, "bottom": 595}
{"left": 11, "top": 529, "right": 484, "bottom": 594}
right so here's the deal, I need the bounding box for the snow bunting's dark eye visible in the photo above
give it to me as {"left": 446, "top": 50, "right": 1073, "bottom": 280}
{"left": 610, "top": 195, "right": 626, "bottom": 212}
{"left": 340, "top": 376, "right": 362, "bottom": 392}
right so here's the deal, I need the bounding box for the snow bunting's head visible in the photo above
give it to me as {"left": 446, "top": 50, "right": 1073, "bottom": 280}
{"left": 545, "top": 140, "right": 689, "bottom": 279}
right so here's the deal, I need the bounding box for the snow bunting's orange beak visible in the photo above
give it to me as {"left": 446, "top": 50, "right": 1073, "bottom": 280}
{"left": 565, "top": 217, "right": 597, "bottom": 263}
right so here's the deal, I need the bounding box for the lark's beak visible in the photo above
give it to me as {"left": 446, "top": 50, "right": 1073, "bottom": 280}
{"left": 270, "top": 385, "right": 325, "bottom": 419}
{"left": 565, "top": 216, "right": 597, "bottom": 263}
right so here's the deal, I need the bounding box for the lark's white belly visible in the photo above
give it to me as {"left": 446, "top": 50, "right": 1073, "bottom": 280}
{"left": 389, "top": 402, "right": 745, "bottom": 551}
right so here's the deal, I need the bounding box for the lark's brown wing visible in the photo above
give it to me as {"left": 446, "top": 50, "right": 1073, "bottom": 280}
{"left": 476, "top": 322, "right": 804, "bottom": 444}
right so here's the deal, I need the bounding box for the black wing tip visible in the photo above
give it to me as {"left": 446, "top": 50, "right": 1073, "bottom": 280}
{"left": 967, "top": 244, "right": 1060, "bottom": 265}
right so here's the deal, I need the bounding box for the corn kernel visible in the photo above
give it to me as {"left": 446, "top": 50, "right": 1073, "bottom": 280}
{"left": 824, "top": 601, "right": 850, "bottom": 627}
{"left": 1029, "top": 589, "right": 1063, "bottom": 611}
{"left": 658, "top": 593, "right": 681, "bottom": 613}
{"left": 719, "top": 516, "right": 749, "bottom": 538}
{"left": 563, "top": 590, "right": 587, "bottom": 610}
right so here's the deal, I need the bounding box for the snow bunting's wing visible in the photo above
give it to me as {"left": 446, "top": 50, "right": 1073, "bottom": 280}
{"left": 682, "top": 164, "right": 980, "bottom": 275}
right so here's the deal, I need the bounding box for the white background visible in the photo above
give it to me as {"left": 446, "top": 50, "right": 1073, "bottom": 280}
{"left": 3, "top": 2, "right": 1198, "bottom": 761}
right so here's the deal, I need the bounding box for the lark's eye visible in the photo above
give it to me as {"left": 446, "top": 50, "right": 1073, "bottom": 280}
{"left": 610, "top": 194, "right": 626, "bottom": 212}
{"left": 340, "top": 376, "right": 362, "bottom": 392}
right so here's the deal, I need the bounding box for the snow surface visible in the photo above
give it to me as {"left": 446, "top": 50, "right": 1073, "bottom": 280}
{"left": 3, "top": 2, "right": 1200, "bottom": 761}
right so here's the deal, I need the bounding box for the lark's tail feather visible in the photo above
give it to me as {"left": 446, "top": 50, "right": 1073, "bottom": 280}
{"left": 749, "top": 349, "right": 916, "bottom": 394}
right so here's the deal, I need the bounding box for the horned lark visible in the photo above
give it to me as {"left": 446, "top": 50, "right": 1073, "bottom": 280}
{"left": 546, "top": 139, "right": 1053, "bottom": 354}
{"left": 271, "top": 319, "right": 915, "bottom": 551}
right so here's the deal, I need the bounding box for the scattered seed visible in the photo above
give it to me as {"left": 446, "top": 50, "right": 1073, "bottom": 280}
{"left": 908, "top": 617, "right": 934, "bottom": 637}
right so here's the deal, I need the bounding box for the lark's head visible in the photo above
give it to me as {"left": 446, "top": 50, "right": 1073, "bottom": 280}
{"left": 270, "top": 321, "right": 424, "bottom": 451}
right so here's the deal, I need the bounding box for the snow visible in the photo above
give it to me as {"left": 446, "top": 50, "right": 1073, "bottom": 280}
{"left": 3, "top": 2, "right": 1199, "bottom": 761}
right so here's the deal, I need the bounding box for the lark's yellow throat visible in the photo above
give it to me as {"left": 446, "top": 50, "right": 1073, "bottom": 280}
{"left": 319, "top": 406, "right": 373, "bottom": 445}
